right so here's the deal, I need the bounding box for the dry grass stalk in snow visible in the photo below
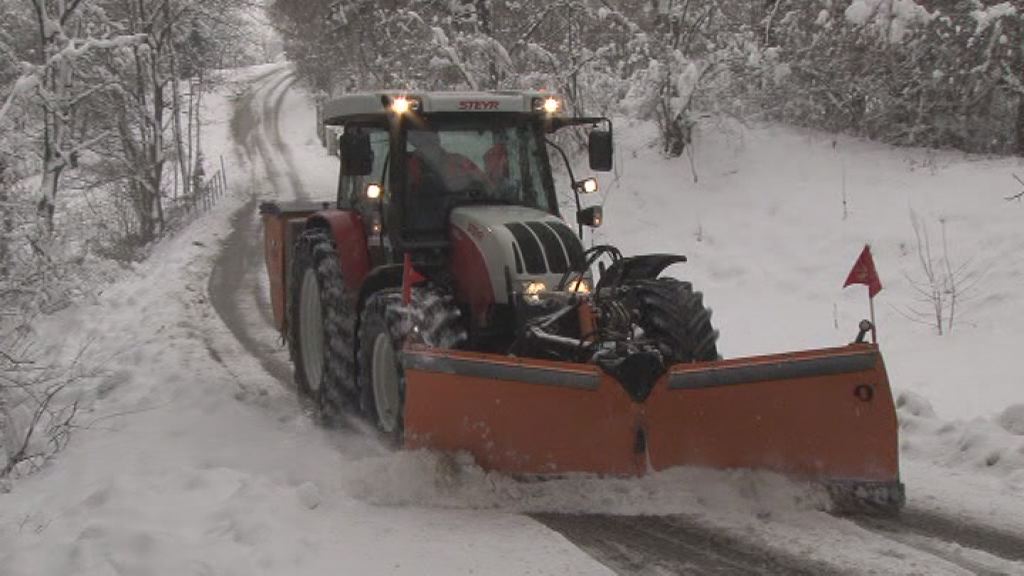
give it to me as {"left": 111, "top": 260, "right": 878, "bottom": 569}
{"left": 1006, "top": 173, "right": 1024, "bottom": 202}
{"left": 902, "top": 214, "right": 983, "bottom": 335}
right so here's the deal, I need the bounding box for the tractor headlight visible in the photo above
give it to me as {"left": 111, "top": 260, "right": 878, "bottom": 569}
{"left": 565, "top": 278, "right": 591, "bottom": 294}
{"left": 523, "top": 281, "right": 547, "bottom": 302}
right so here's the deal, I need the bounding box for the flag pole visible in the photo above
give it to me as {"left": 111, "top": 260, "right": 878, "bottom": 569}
{"left": 869, "top": 292, "right": 877, "bottom": 343}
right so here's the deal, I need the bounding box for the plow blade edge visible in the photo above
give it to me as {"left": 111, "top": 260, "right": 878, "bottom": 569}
{"left": 402, "top": 344, "right": 901, "bottom": 496}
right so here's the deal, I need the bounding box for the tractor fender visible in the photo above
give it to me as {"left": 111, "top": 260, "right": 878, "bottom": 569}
{"left": 357, "top": 265, "right": 403, "bottom": 310}
{"left": 596, "top": 254, "right": 687, "bottom": 291}
{"left": 306, "top": 209, "right": 370, "bottom": 295}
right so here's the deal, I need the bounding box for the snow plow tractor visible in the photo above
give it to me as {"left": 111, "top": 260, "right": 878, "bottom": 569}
{"left": 260, "top": 91, "right": 904, "bottom": 514}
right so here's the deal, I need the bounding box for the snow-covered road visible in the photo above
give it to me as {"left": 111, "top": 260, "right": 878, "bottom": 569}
{"left": 3, "top": 65, "right": 1024, "bottom": 575}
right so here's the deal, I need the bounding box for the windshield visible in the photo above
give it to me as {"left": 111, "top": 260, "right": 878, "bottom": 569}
{"left": 403, "top": 117, "right": 554, "bottom": 234}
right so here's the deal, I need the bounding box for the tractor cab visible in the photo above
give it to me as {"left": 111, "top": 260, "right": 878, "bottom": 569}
{"left": 322, "top": 91, "right": 614, "bottom": 338}
{"left": 324, "top": 92, "right": 611, "bottom": 250}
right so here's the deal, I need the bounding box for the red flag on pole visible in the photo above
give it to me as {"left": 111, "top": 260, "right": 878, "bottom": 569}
{"left": 844, "top": 245, "right": 882, "bottom": 298}
{"left": 402, "top": 253, "right": 427, "bottom": 305}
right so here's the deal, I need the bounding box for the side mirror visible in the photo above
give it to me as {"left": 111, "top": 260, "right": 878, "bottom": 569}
{"left": 588, "top": 130, "right": 613, "bottom": 172}
{"left": 340, "top": 132, "right": 373, "bottom": 175}
{"left": 577, "top": 206, "right": 603, "bottom": 228}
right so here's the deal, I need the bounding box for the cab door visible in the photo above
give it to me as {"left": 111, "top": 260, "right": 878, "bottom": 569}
{"left": 338, "top": 126, "right": 392, "bottom": 268}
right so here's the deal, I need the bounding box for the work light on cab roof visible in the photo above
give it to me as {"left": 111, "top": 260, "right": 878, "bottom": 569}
{"left": 390, "top": 96, "right": 417, "bottom": 115}
{"left": 531, "top": 96, "right": 561, "bottom": 114}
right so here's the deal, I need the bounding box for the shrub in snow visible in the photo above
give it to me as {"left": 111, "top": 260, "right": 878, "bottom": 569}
{"left": 901, "top": 214, "right": 982, "bottom": 335}
{"left": 271, "top": 1, "right": 1024, "bottom": 156}
{"left": 759, "top": 0, "right": 1022, "bottom": 154}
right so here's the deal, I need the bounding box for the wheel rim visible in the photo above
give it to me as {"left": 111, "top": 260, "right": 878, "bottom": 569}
{"left": 371, "top": 332, "right": 402, "bottom": 433}
{"left": 299, "top": 268, "right": 324, "bottom": 393}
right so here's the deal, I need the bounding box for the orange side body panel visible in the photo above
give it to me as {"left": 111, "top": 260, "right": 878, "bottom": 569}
{"left": 262, "top": 213, "right": 288, "bottom": 332}
{"left": 403, "top": 344, "right": 899, "bottom": 483}
{"left": 261, "top": 205, "right": 321, "bottom": 333}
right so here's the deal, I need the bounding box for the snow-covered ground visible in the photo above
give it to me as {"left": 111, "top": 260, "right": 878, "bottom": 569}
{"left": 2, "top": 64, "right": 1024, "bottom": 574}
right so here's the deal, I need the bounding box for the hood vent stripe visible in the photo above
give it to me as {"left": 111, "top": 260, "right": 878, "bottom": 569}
{"left": 547, "top": 221, "right": 586, "bottom": 271}
{"left": 505, "top": 223, "right": 546, "bottom": 274}
{"left": 526, "top": 222, "right": 568, "bottom": 273}
{"left": 511, "top": 242, "right": 525, "bottom": 274}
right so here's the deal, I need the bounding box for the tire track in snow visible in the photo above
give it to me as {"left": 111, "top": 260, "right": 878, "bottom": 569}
{"left": 209, "top": 69, "right": 302, "bottom": 389}
{"left": 266, "top": 74, "right": 306, "bottom": 199}
{"left": 247, "top": 69, "right": 300, "bottom": 199}
{"left": 852, "top": 508, "right": 1024, "bottom": 575}
{"left": 533, "top": 513, "right": 833, "bottom": 576}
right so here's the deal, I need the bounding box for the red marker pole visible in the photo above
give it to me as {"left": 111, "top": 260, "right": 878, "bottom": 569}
{"left": 869, "top": 291, "right": 877, "bottom": 343}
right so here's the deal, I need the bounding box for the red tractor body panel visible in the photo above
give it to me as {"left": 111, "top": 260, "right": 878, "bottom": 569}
{"left": 449, "top": 224, "right": 495, "bottom": 325}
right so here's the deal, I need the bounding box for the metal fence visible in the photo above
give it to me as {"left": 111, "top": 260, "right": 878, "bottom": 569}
{"left": 166, "top": 155, "right": 229, "bottom": 227}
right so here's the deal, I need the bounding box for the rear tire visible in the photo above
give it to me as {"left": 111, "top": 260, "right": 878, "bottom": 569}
{"left": 357, "top": 288, "right": 465, "bottom": 443}
{"left": 632, "top": 278, "right": 720, "bottom": 363}
{"left": 288, "top": 229, "right": 356, "bottom": 421}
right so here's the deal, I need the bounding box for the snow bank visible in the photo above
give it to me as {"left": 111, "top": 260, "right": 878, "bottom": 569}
{"left": 998, "top": 404, "right": 1024, "bottom": 436}
{"left": 898, "top": 393, "right": 1024, "bottom": 480}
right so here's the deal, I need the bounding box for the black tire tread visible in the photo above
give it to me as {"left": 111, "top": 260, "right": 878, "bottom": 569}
{"left": 633, "top": 278, "right": 720, "bottom": 363}
{"left": 287, "top": 228, "right": 356, "bottom": 421}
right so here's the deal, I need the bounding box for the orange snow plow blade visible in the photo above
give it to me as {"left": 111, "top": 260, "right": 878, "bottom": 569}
{"left": 403, "top": 351, "right": 643, "bottom": 475}
{"left": 403, "top": 344, "right": 903, "bottom": 508}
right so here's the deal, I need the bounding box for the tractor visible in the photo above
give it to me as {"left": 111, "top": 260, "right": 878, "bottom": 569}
{"left": 260, "top": 91, "right": 904, "bottom": 514}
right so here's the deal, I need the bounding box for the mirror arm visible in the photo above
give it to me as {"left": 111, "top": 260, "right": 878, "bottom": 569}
{"left": 544, "top": 138, "right": 584, "bottom": 238}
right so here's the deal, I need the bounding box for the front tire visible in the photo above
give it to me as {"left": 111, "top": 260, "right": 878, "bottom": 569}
{"left": 632, "top": 278, "right": 720, "bottom": 363}
{"left": 357, "top": 288, "right": 465, "bottom": 443}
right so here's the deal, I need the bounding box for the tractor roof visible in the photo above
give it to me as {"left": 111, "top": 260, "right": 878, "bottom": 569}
{"left": 322, "top": 90, "right": 561, "bottom": 125}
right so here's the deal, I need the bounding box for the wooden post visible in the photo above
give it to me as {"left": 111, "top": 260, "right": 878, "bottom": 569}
{"left": 220, "top": 155, "right": 227, "bottom": 194}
